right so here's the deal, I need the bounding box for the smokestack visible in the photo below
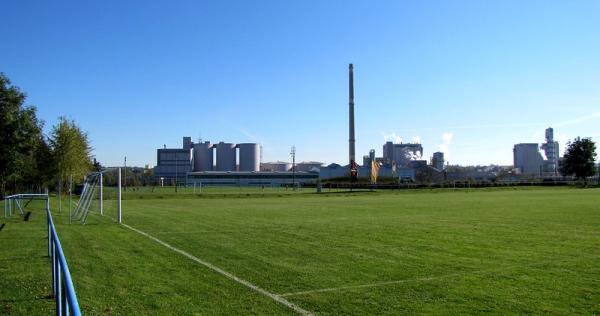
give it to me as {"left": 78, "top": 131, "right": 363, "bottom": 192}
{"left": 349, "top": 64, "right": 355, "bottom": 166}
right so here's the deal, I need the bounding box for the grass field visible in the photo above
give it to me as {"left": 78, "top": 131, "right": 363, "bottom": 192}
{"left": 2, "top": 187, "right": 599, "bottom": 315}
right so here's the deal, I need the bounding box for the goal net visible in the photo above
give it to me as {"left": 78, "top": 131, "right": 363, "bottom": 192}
{"left": 71, "top": 169, "right": 122, "bottom": 224}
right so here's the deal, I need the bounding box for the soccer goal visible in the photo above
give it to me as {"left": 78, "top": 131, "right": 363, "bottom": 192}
{"left": 71, "top": 168, "right": 122, "bottom": 224}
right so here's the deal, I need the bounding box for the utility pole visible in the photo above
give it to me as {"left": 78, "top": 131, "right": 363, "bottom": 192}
{"left": 175, "top": 153, "right": 178, "bottom": 193}
{"left": 291, "top": 146, "right": 296, "bottom": 190}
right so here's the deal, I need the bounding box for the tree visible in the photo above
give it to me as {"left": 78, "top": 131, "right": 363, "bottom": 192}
{"left": 49, "top": 117, "right": 93, "bottom": 191}
{"left": 0, "top": 73, "right": 46, "bottom": 195}
{"left": 560, "top": 137, "right": 597, "bottom": 185}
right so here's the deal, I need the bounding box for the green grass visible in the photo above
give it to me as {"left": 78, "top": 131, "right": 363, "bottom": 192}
{"left": 2, "top": 187, "right": 599, "bottom": 315}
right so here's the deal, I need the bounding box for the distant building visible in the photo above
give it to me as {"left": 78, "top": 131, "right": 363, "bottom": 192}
{"left": 154, "top": 136, "right": 261, "bottom": 184}
{"left": 431, "top": 152, "right": 444, "bottom": 170}
{"left": 540, "top": 127, "right": 559, "bottom": 174}
{"left": 383, "top": 141, "right": 423, "bottom": 166}
{"left": 513, "top": 127, "right": 561, "bottom": 176}
{"left": 513, "top": 143, "right": 544, "bottom": 175}
{"left": 362, "top": 149, "right": 376, "bottom": 166}
{"left": 186, "top": 171, "right": 318, "bottom": 186}
{"left": 261, "top": 161, "right": 291, "bottom": 172}
{"left": 154, "top": 138, "right": 193, "bottom": 183}
{"left": 294, "top": 161, "right": 324, "bottom": 172}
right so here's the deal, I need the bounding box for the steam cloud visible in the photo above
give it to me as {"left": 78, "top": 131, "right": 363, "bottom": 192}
{"left": 383, "top": 132, "right": 402, "bottom": 143}
{"left": 438, "top": 132, "right": 453, "bottom": 160}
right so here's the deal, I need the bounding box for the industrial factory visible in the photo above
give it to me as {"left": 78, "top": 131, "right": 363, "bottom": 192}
{"left": 513, "top": 127, "right": 560, "bottom": 176}
{"left": 153, "top": 63, "right": 446, "bottom": 186}
{"left": 153, "top": 137, "right": 319, "bottom": 186}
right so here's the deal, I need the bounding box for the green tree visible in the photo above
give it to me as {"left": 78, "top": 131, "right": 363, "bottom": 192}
{"left": 0, "top": 73, "right": 46, "bottom": 195}
{"left": 50, "top": 117, "right": 93, "bottom": 191}
{"left": 560, "top": 137, "right": 597, "bottom": 185}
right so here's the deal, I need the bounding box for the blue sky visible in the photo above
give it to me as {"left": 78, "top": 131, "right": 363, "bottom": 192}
{"left": 2, "top": 1, "right": 599, "bottom": 167}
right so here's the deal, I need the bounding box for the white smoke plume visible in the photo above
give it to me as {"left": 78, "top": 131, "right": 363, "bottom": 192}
{"left": 400, "top": 148, "right": 422, "bottom": 161}
{"left": 438, "top": 132, "right": 453, "bottom": 160}
{"left": 412, "top": 136, "right": 421, "bottom": 144}
{"left": 383, "top": 132, "right": 402, "bottom": 143}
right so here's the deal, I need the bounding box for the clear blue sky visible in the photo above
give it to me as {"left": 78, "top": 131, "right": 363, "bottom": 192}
{"left": 2, "top": 1, "right": 599, "bottom": 167}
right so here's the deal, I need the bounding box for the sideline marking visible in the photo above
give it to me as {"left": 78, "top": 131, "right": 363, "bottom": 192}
{"left": 280, "top": 263, "right": 542, "bottom": 297}
{"left": 121, "top": 222, "right": 313, "bottom": 316}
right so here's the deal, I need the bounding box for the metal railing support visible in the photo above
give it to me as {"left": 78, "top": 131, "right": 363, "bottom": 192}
{"left": 44, "top": 194, "right": 82, "bottom": 316}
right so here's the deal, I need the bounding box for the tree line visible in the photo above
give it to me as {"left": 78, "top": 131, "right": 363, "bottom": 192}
{"left": 0, "top": 73, "right": 92, "bottom": 196}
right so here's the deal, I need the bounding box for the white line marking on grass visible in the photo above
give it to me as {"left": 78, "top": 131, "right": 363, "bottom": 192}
{"left": 120, "top": 223, "right": 314, "bottom": 316}
{"left": 279, "top": 273, "right": 464, "bottom": 297}
{"left": 280, "top": 264, "right": 542, "bottom": 297}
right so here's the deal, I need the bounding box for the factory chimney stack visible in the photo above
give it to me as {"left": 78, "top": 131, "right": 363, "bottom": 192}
{"left": 349, "top": 64, "right": 357, "bottom": 180}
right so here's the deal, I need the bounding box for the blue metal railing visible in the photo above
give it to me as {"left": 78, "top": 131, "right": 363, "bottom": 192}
{"left": 45, "top": 196, "right": 82, "bottom": 316}
{"left": 3, "top": 193, "right": 82, "bottom": 314}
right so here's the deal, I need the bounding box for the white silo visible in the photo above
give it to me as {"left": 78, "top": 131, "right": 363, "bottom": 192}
{"left": 216, "top": 142, "right": 236, "bottom": 171}
{"left": 261, "top": 161, "right": 291, "bottom": 172}
{"left": 193, "top": 141, "right": 213, "bottom": 171}
{"left": 238, "top": 143, "right": 260, "bottom": 171}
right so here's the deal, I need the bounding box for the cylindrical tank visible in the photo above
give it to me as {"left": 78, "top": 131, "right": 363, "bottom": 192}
{"left": 238, "top": 143, "right": 260, "bottom": 171}
{"left": 261, "top": 161, "right": 291, "bottom": 172}
{"left": 216, "top": 142, "right": 236, "bottom": 171}
{"left": 193, "top": 142, "right": 213, "bottom": 171}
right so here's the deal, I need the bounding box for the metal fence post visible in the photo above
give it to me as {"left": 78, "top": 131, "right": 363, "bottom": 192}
{"left": 55, "top": 248, "right": 62, "bottom": 315}
{"left": 47, "top": 212, "right": 51, "bottom": 256}
{"left": 99, "top": 172, "right": 103, "bottom": 215}
{"left": 117, "top": 168, "right": 122, "bottom": 224}
{"left": 51, "top": 240, "right": 56, "bottom": 295}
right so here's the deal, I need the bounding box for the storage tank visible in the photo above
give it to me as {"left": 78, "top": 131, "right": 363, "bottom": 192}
{"left": 216, "top": 142, "right": 236, "bottom": 171}
{"left": 261, "top": 161, "right": 291, "bottom": 172}
{"left": 193, "top": 141, "right": 213, "bottom": 171}
{"left": 238, "top": 143, "right": 260, "bottom": 171}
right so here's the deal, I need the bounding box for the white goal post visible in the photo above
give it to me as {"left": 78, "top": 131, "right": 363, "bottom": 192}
{"left": 72, "top": 168, "right": 122, "bottom": 224}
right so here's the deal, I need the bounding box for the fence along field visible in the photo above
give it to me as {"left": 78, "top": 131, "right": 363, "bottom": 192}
{"left": 2, "top": 186, "right": 599, "bottom": 314}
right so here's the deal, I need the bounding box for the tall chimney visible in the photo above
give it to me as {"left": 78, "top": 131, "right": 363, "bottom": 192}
{"left": 349, "top": 64, "right": 356, "bottom": 174}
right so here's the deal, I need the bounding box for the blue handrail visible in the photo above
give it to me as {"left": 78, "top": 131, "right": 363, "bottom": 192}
{"left": 45, "top": 197, "right": 82, "bottom": 316}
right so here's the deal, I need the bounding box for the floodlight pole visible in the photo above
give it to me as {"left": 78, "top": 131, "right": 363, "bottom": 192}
{"left": 117, "top": 168, "right": 122, "bottom": 224}
{"left": 99, "top": 172, "right": 103, "bottom": 215}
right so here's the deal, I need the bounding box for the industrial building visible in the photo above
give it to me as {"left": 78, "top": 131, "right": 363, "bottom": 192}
{"left": 513, "top": 127, "right": 560, "bottom": 175}
{"left": 294, "top": 161, "right": 324, "bottom": 172}
{"left": 513, "top": 143, "right": 544, "bottom": 175}
{"left": 154, "top": 137, "right": 324, "bottom": 186}
{"left": 431, "top": 152, "right": 445, "bottom": 171}
{"left": 186, "top": 171, "right": 318, "bottom": 186}
{"left": 153, "top": 137, "right": 194, "bottom": 183}
{"left": 261, "top": 161, "right": 291, "bottom": 172}
{"left": 541, "top": 128, "right": 559, "bottom": 174}
{"left": 154, "top": 137, "right": 262, "bottom": 183}
{"left": 383, "top": 141, "right": 426, "bottom": 167}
